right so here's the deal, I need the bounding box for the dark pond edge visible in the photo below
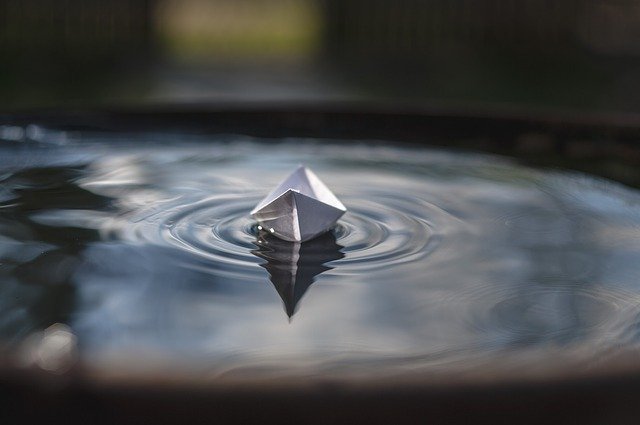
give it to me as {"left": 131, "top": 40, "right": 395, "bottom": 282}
{"left": 3, "top": 101, "right": 640, "bottom": 187}
{"left": 4, "top": 101, "right": 640, "bottom": 138}
{"left": 2, "top": 356, "right": 640, "bottom": 425}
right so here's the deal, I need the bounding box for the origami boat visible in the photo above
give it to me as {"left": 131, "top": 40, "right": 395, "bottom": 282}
{"left": 251, "top": 166, "right": 347, "bottom": 242}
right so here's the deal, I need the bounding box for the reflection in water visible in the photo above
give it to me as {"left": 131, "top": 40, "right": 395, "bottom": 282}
{"left": 0, "top": 164, "right": 110, "bottom": 343}
{"left": 252, "top": 230, "right": 344, "bottom": 319}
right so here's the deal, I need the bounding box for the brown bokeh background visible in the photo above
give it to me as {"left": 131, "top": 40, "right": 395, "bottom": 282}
{"left": 1, "top": 0, "right": 640, "bottom": 112}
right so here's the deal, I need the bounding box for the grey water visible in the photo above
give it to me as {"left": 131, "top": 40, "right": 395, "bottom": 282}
{"left": 2, "top": 130, "right": 640, "bottom": 379}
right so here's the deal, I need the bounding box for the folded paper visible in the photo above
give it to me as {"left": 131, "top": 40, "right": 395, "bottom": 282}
{"left": 251, "top": 166, "right": 346, "bottom": 242}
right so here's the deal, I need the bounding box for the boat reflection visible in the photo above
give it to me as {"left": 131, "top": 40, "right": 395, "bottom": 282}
{"left": 252, "top": 230, "right": 344, "bottom": 320}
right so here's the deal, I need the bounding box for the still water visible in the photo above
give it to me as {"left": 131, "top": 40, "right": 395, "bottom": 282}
{"left": 1, "top": 130, "right": 640, "bottom": 378}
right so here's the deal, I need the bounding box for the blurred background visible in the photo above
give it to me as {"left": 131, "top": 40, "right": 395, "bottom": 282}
{"left": 1, "top": 0, "right": 640, "bottom": 112}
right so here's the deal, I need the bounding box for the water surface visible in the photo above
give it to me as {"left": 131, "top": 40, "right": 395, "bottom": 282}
{"left": 1, "top": 130, "right": 640, "bottom": 379}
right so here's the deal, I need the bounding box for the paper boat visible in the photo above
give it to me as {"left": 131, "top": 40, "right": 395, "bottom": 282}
{"left": 251, "top": 166, "right": 346, "bottom": 242}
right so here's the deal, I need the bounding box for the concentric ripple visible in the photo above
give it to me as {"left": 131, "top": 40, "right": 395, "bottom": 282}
{"left": 101, "top": 188, "right": 446, "bottom": 278}
{"left": 67, "top": 144, "right": 470, "bottom": 280}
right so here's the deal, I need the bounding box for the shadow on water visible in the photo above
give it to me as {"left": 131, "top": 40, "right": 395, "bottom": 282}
{"left": 0, "top": 165, "right": 113, "bottom": 340}
{"left": 252, "top": 230, "right": 344, "bottom": 320}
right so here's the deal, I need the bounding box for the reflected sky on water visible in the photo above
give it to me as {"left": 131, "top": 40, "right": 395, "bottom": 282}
{"left": 1, "top": 133, "right": 640, "bottom": 378}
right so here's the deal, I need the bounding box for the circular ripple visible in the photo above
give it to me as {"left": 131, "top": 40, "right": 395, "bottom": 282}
{"left": 105, "top": 188, "right": 451, "bottom": 278}
{"left": 335, "top": 196, "right": 441, "bottom": 271}
{"left": 425, "top": 278, "right": 640, "bottom": 356}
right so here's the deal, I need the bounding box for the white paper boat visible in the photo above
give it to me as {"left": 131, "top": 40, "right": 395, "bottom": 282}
{"left": 251, "top": 166, "right": 347, "bottom": 242}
